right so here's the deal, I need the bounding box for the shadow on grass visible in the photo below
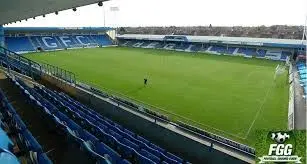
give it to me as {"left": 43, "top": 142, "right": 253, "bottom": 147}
{"left": 124, "top": 86, "right": 146, "bottom": 95}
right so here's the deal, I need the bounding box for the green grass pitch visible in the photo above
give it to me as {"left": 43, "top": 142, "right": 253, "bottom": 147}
{"left": 25, "top": 47, "right": 289, "bottom": 146}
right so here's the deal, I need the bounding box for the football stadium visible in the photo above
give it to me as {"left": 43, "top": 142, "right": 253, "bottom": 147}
{"left": 0, "top": 0, "right": 306, "bottom": 164}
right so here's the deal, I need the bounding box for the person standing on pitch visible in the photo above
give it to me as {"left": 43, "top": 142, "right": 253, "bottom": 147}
{"left": 144, "top": 78, "right": 148, "bottom": 86}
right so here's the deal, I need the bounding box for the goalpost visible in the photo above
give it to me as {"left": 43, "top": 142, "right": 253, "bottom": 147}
{"left": 274, "top": 63, "right": 286, "bottom": 80}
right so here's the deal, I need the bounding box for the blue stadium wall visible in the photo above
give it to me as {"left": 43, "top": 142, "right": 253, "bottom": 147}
{"left": 0, "top": 25, "right": 4, "bottom": 47}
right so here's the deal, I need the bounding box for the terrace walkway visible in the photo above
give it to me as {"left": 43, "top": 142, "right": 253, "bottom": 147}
{"left": 292, "top": 65, "right": 306, "bottom": 130}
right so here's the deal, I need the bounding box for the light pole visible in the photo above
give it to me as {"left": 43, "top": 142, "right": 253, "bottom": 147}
{"left": 110, "top": 6, "right": 119, "bottom": 36}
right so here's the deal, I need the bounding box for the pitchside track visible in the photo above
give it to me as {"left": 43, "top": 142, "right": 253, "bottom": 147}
{"left": 25, "top": 47, "right": 289, "bottom": 145}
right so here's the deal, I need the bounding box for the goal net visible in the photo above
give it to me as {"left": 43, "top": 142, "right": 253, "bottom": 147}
{"left": 274, "top": 64, "right": 286, "bottom": 80}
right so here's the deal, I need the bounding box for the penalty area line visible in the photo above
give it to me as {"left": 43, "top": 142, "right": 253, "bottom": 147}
{"left": 243, "top": 81, "right": 274, "bottom": 139}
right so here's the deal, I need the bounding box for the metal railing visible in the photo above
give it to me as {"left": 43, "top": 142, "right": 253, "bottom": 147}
{"left": 76, "top": 80, "right": 256, "bottom": 157}
{"left": 41, "top": 62, "right": 76, "bottom": 84}
{"left": 0, "top": 46, "right": 76, "bottom": 84}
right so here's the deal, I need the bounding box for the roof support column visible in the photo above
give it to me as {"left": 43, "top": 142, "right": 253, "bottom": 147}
{"left": 0, "top": 25, "right": 4, "bottom": 47}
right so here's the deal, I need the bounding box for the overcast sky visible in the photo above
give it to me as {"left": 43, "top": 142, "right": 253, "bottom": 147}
{"left": 6, "top": 0, "right": 307, "bottom": 27}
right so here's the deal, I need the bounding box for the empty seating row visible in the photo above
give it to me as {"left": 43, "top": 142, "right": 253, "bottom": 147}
{"left": 10, "top": 77, "right": 115, "bottom": 164}
{"left": 36, "top": 86, "right": 188, "bottom": 164}
{"left": 0, "top": 88, "right": 52, "bottom": 164}
{"left": 296, "top": 62, "right": 307, "bottom": 95}
{"left": 5, "top": 37, "right": 36, "bottom": 52}
{"left": 11, "top": 75, "right": 189, "bottom": 164}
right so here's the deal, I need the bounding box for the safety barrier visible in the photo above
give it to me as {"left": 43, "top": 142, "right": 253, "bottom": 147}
{"left": 288, "top": 64, "right": 295, "bottom": 130}
{"left": 0, "top": 46, "right": 76, "bottom": 84}
{"left": 76, "top": 81, "right": 255, "bottom": 157}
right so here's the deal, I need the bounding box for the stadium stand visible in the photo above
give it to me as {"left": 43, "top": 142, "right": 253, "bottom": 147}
{"left": 5, "top": 34, "right": 113, "bottom": 53}
{"left": 256, "top": 49, "right": 267, "bottom": 58}
{"left": 91, "top": 35, "right": 113, "bottom": 45}
{"left": 3, "top": 73, "right": 190, "bottom": 164}
{"left": 5, "top": 37, "right": 35, "bottom": 52}
{"left": 118, "top": 37, "right": 294, "bottom": 61}
{"left": 297, "top": 62, "right": 307, "bottom": 95}
{"left": 0, "top": 88, "right": 52, "bottom": 164}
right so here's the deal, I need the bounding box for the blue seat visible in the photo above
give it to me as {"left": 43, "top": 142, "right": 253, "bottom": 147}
{"left": 6, "top": 103, "right": 17, "bottom": 118}
{"left": 104, "top": 132, "right": 118, "bottom": 147}
{"left": 113, "top": 122, "right": 123, "bottom": 130}
{"left": 66, "top": 127, "right": 85, "bottom": 145}
{"left": 140, "top": 149, "right": 160, "bottom": 163}
{"left": 97, "top": 122, "right": 108, "bottom": 131}
{"left": 103, "top": 117, "right": 114, "bottom": 125}
{"left": 37, "top": 152, "right": 53, "bottom": 164}
{"left": 54, "top": 112, "right": 70, "bottom": 123}
{"left": 119, "top": 159, "right": 132, "bottom": 164}
{"left": 82, "top": 141, "right": 110, "bottom": 164}
{"left": 0, "top": 128, "right": 14, "bottom": 151}
{"left": 166, "top": 152, "right": 183, "bottom": 163}
{"left": 81, "top": 130, "right": 99, "bottom": 143}
{"left": 26, "top": 86, "right": 189, "bottom": 164}
{"left": 95, "top": 128, "right": 109, "bottom": 143}
{"left": 160, "top": 152, "right": 179, "bottom": 164}
{"left": 137, "top": 136, "right": 150, "bottom": 145}
{"left": 85, "top": 115, "right": 96, "bottom": 123}
{"left": 95, "top": 142, "right": 121, "bottom": 163}
{"left": 12, "top": 114, "right": 27, "bottom": 131}
{"left": 65, "top": 119, "right": 82, "bottom": 132}
{"left": 0, "top": 148, "right": 19, "bottom": 164}
{"left": 108, "top": 129, "right": 123, "bottom": 140}
{"left": 20, "top": 130, "right": 43, "bottom": 152}
{"left": 52, "top": 114, "right": 68, "bottom": 132}
{"left": 122, "top": 138, "right": 139, "bottom": 151}
{"left": 116, "top": 140, "right": 135, "bottom": 160}
{"left": 150, "top": 143, "right": 165, "bottom": 153}
{"left": 83, "top": 119, "right": 100, "bottom": 134}
{"left": 143, "top": 144, "right": 161, "bottom": 159}
{"left": 136, "top": 151, "right": 156, "bottom": 164}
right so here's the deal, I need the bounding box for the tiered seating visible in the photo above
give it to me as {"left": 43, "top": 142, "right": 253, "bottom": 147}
{"left": 224, "top": 47, "right": 236, "bottom": 55}
{"left": 29, "top": 36, "right": 42, "bottom": 50}
{"left": 72, "top": 35, "right": 94, "bottom": 45}
{"left": 116, "top": 38, "right": 292, "bottom": 61}
{"left": 5, "top": 37, "right": 35, "bottom": 52}
{"left": 174, "top": 43, "right": 190, "bottom": 50}
{"left": 126, "top": 40, "right": 136, "bottom": 47}
{"left": 0, "top": 88, "right": 52, "bottom": 164}
{"left": 281, "top": 51, "right": 291, "bottom": 61}
{"left": 188, "top": 44, "right": 202, "bottom": 52}
{"left": 30, "top": 36, "right": 63, "bottom": 50}
{"left": 210, "top": 46, "right": 226, "bottom": 53}
{"left": 0, "top": 147, "right": 19, "bottom": 164}
{"left": 54, "top": 36, "right": 78, "bottom": 48}
{"left": 6, "top": 35, "right": 113, "bottom": 52}
{"left": 256, "top": 49, "right": 267, "bottom": 58}
{"left": 39, "top": 88, "right": 187, "bottom": 164}
{"left": 10, "top": 77, "right": 189, "bottom": 164}
{"left": 237, "top": 48, "right": 257, "bottom": 57}
{"left": 153, "top": 42, "right": 165, "bottom": 49}
{"left": 10, "top": 78, "right": 114, "bottom": 164}
{"left": 139, "top": 41, "right": 152, "bottom": 48}
{"left": 296, "top": 62, "right": 307, "bottom": 95}
{"left": 90, "top": 35, "right": 113, "bottom": 46}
